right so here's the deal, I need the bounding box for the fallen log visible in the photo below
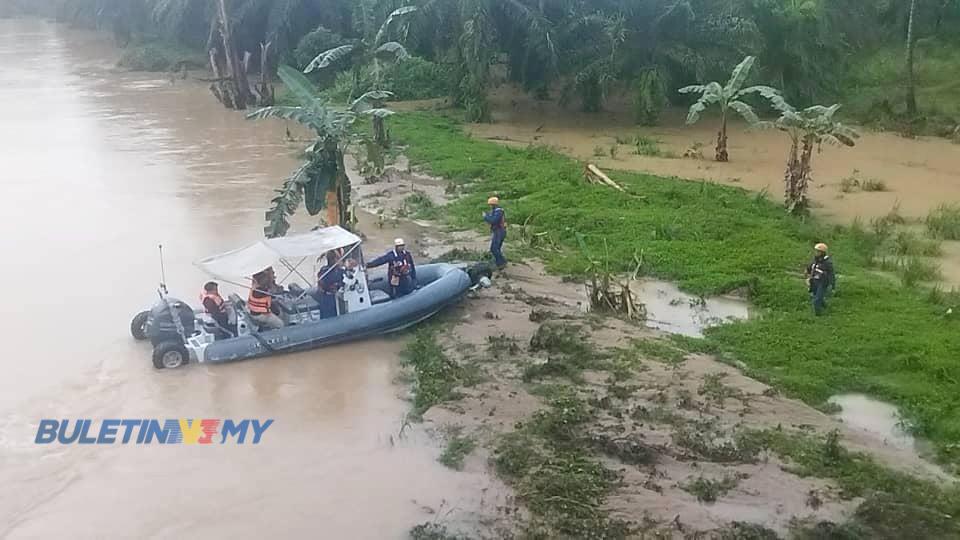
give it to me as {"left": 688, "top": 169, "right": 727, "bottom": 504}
{"left": 584, "top": 163, "right": 626, "bottom": 192}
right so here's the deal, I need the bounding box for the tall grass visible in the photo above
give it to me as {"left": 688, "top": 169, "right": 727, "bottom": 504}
{"left": 925, "top": 204, "right": 960, "bottom": 240}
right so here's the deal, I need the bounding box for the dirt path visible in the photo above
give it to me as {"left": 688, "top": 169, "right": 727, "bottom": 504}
{"left": 356, "top": 161, "right": 954, "bottom": 538}
{"left": 420, "top": 87, "right": 960, "bottom": 287}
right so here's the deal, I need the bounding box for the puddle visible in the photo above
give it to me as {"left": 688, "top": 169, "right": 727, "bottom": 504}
{"left": 827, "top": 393, "right": 917, "bottom": 451}
{"left": 635, "top": 280, "right": 749, "bottom": 338}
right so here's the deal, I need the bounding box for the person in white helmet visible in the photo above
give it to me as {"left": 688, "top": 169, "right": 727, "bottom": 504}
{"left": 805, "top": 242, "right": 836, "bottom": 316}
{"left": 483, "top": 196, "right": 507, "bottom": 269}
{"left": 368, "top": 238, "right": 417, "bottom": 297}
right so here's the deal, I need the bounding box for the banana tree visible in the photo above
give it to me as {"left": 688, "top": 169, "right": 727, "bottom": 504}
{"left": 766, "top": 101, "right": 859, "bottom": 214}
{"left": 678, "top": 56, "right": 782, "bottom": 162}
{"left": 350, "top": 90, "right": 394, "bottom": 147}
{"left": 303, "top": 5, "right": 417, "bottom": 102}
{"left": 247, "top": 65, "right": 357, "bottom": 237}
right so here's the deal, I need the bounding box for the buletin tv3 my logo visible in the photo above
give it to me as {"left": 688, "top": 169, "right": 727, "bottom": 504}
{"left": 35, "top": 419, "right": 273, "bottom": 445}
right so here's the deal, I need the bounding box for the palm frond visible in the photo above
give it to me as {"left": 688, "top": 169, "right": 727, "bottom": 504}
{"left": 685, "top": 100, "right": 708, "bottom": 124}
{"left": 729, "top": 100, "right": 760, "bottom": 125}
{"left": 739, "top": 85, "right": 792, "bottom": 113}
{"left": 723, "top": 56, "right": 756, "bottom": 97}
{"left": 374, "top": 41, "right": 410, "bottom": 61}
{"left": 678, "top": 84, "right": 708, "bottom": 95}
{"left": 304, "top": 44, "right": 355, "bottom": 73}
{"left": 361, "top": 108, "right": 395, "bottom": 118}
{"left": 277, "top": 64, "right": 318, "bottom": 107}
{"left": 351, "top": 90, "right": 394, "bottom": 110}
{"left": 374, "top": 6, "right": 417, "bottom": 46}
{"left": 264, "top": 163, "right": 309, "bottom": 238}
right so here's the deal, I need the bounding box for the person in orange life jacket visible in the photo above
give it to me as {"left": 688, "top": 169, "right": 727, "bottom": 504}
{"left": 248, "top": 269, "right": 284, "bottom": 330}
{"left": 368, "top": 238, "right": 417, "bottom": 297}
{"left": 200, "top": 281, "right": 236, "bottom": 336}
{"left": 313, "top": 251, "right": 344, "bottom": 319}
{"left": 483, "top": 196, "right": 507, "bottom": 269}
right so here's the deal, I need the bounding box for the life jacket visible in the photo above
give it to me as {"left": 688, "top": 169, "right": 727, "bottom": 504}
{"left": 247, "top": 283, "right": 272, "bottom": 314}
{"left": 199, "top": 291, "right": 224, "bottom": 313}
{"left": 389, "top": 251, "right": 412, "bottom": 277}
{"left": 490, "top": 207, "right": 506, "bottom": 230}
{"left": 810, "top": 255, "right": 831, "bottom": 281}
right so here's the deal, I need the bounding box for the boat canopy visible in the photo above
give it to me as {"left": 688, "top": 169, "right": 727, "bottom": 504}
{"left": 194, "top": 226, "right": 362, "bottom": 282}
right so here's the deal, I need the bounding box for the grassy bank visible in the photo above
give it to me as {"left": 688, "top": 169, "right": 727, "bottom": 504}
{"left": 390, "top": 112, "right": 960, "bottom": 467}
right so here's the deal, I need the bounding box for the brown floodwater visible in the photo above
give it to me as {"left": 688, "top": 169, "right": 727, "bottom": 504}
{"left": 0, "top": 19, "right": 498, "bottom": 539}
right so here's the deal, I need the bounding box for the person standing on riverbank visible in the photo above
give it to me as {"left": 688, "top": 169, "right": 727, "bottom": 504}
{"left": 805, "top": 243, "right": 836, "bottom": 316}
{"left": 484, "top": 196, "right": 507, "bottom": 269}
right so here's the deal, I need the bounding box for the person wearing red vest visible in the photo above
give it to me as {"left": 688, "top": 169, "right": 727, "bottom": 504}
{"left": 248, "top": 270, "right": 284, "bottom": 330}
{"left": 200, "top": 281, "right": 236, "bottom": 336}
{"left": 368, "top": 238, "right": 417, "bottom": 298}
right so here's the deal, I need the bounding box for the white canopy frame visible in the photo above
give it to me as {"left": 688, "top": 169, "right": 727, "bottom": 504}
{"left": 194, "top": 227, "right": 364, "bottom": 297}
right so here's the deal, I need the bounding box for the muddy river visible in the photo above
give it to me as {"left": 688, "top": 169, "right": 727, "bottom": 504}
{"left": 0, "top": 19, "right": 496, "bottom": 539}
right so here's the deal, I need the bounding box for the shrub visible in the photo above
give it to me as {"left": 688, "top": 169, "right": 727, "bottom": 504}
{"left": 926, "top": 204, "right": 960, "bottom": 240}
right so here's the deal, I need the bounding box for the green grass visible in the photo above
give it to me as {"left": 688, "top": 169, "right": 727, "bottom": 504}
{"left": 439, "top": 433, "right": 476, "bottom": 470}
{"left": 400, "top": 327, "right": 463, "bottom": 418}
{"left": 681, "top": 474, "right": 741, "bottom": 503}
{"left": 742, "top": 427, "right": 960, "bottom": 538}
{"left": 926, "top": 204, "right": 960, "bottom": 240}
{"left": 390, "top": 111, "right": 960, "bottom": 466}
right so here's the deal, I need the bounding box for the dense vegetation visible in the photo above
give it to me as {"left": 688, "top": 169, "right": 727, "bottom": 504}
{"left": 388, "top": 111, "right": 960, "bottom": 467}
{"left": 9, "top": 0, "right": 960, "bottom": 132}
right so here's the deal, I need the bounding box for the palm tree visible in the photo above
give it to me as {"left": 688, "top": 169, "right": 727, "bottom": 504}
{"left": 247, "top": 65, "right": 358, "bottom": 237}
{"left": 350, "top": 90, "right": 395, "bottom": 147}
{"left": 767, "top": 102, "right": 859, "bottom": 214}
{"left": 303, "top": 4, "right": 418, "bottom": 102}
{"left": 905, "top": 0, "right": 918, "bottom": 115}
{"left": 679, "top": 56, "right": 782, "bottom": 162}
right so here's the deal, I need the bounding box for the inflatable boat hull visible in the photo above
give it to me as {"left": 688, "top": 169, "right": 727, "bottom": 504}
{"left": 201, "top": 263, "right": 472, "bottom": 364}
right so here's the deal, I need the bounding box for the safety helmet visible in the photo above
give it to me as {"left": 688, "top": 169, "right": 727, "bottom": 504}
{"left": 394, "top": 238, "right": 405, "bottom": 246}
{"left": 814, "top": 243, "right": 828, "bottom": 252}
{"left": 487, "top": 196, "right": 500, "bottom": 205}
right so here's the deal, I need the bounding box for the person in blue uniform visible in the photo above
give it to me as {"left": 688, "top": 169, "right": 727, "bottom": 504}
{"left": 483, "top": 196, "right": 507, "bottom": 269}
{"left": 368, "top": 238, "right": 417, "bottom": 297}
{"left": 314, "top": 251, "right": 344, "bottom": 318}
{"left": 805, "top": 242, "right": 836, "bottom": 316}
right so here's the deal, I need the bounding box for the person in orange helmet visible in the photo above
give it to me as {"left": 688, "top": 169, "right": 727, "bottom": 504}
{"left": 805, "top": 242, "right": 836, "bottom": 316}
{"left": 483, "top": 196, "right": 507, "bottom": 269}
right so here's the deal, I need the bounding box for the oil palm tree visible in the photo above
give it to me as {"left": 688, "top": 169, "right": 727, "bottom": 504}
{"left": 766, "top": 101, "right": 859, "bottom": 214}
{"left": 303, "top": 4, "right": 418, "bottom": 102}
{"left": 679, "top": 56, "right": 782, "bottom": 162}
{"left": 247, "top": 65, "right": 357, "bottom": 237}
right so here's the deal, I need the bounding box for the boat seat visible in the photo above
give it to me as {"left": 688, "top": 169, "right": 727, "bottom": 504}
{"left": 370, "top": 289, "right": 391, "bottom": 305}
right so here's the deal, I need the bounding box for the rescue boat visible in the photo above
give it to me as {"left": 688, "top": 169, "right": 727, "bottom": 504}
{"left": 129, "top": 226, "right": 491, "bottom": 369}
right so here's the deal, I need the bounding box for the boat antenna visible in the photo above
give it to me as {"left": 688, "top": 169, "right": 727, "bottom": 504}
{"left": 158, "top": 244, "right": 168, "bottom": 295}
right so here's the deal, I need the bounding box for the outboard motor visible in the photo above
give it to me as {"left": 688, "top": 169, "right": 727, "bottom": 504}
{"left": 466, "top": 262, "right": 494, "bottom": 288}
{"left": 146, "top": 297, "right": 196, "bottom": 347}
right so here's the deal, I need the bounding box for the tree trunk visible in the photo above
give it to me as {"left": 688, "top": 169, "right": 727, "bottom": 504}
{"left": 797, "top": 136, "right": 815, "bottom": 211}
{"left": 783, "top": 138, "right": 802, "bottom": 213}
{"left": 252, "top": 41, "right": 275, "bottom": 107}
{"left": 373, "top": 115, "right": 388, "bottom": 148}
{"left": 905, "top": 0, "right": 918, "bottom": 116}
{"left": 210, "top": 0, "right": 252, "bottom": 110}
{"left": 715, "top": 111, "right": 729, "bottom": 162}
{"left": 323, "top": 149, "right": 353, "bottom": 230}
